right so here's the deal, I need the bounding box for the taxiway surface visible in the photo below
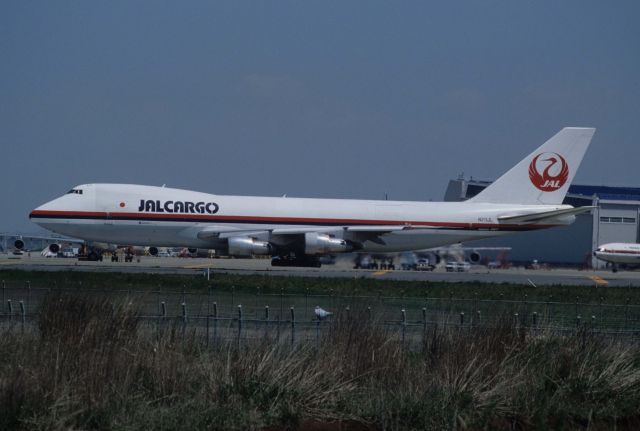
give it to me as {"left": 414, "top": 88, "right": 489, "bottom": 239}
{"left": 1, "top": 254, "right": 639, "bottom": 287}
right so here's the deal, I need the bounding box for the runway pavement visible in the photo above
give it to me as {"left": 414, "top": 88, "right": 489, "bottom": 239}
{"left": 2, "top": 253, "right": 640, "bottom": 286}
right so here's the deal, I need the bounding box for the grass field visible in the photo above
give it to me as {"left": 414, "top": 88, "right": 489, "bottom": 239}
{"left": 1, "top": 271, "right": 640, "bottom": 429}
{"left": 1, "top": 292, "right": 640, "bottom": 430}
{"left": 2, "top": 269, "right": 640, "bottom": 303}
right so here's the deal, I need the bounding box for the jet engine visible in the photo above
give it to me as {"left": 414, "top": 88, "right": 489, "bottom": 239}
{"left": 14, "top": 239, "right": 25, "bottom": 250}
{"left": 304, "top": 232, "right": 354, "bottom": 255}
{"left": 469, "top": 251, "right": 481, "bottom": 264}
{"left": 228, "top": 237, "right": 271, "bottom": 257}
{"left": 148, "top": 246, "right": 159, "bottom": 256}
{"left": 48, "top": 243, "right": 61, "bottom": 254}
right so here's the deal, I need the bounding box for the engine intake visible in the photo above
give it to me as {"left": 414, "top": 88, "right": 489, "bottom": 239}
{"left": 228, "top": 237, "right": 271, "bottom": 257}
{"left": 469, "top": 251, "right": 481, "bottom": 264}
{"left": 304, "top": 232, "right": 353, "bottom": 255}
{"left": 148, "top": 246, "right": 159, "bottom": 256}
{"left": 48, "top": 243, "right": 60, "bottom": 254}
{"left": 14, "top": 239, "right": 25, "bottom": 250}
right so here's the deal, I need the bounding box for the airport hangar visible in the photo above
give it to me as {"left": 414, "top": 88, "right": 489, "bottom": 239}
{"left": 444, "top": 178, "right": 640, "bottom": 269}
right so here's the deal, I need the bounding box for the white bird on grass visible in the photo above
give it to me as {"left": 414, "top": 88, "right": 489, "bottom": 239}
{"left": 315, "top": 306, "right": 333, "bottom": 320}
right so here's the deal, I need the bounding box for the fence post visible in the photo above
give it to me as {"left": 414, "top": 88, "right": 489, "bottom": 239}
{"left": 26, "top": 281, "right": 31, "bottom": 318}
{"left": 367, "top": 306, "right": 372, "bottom": 321}
{"left": 213, "top": 302, "right": 218, "bottom": 344}
{"left": 532, "top": 311, "right": 538, "bottom": 328}
{"left": 625, "top": 297, "right": 629, "bottom": 331}
{"left": 255, "top": 286, "right": 260, "bottom": 317}
{"left": 157, "top": 301, "right": 166, "bottom": 340}
{"left": 2, "top": 280, "right": 4, "bottom": 307}
{"left": 459, "top": 311, "right": 464, "bottom": 327}
{"left": 329, "top": 288, "right": 334, "bottom": 312}
{"left": 449, "top": 291, "right": 453, "bottom": 316}
{"left": 315, "top": 310, "right": 321, "bottom": 349}
{"left": 475, "top": 310, "right": 481, "bottom": 326}
{"left": 181, "top": 301, "right": 187, "bottom": 341}
{"left": 237, "top": 304, "right": 243, "bottom": 343}
{"left": 513, "top": 313, "right": 519, "bottom": 328}
{"left": 591, "top": 315, "right": 596, "bottom": 333}
{"left": 576, "top": 314, "right": 582, "bottom": 329}
{"left": 7, "top": 299, "right": 12, "bottom": 322}
{"left": 290, "top": 307, "right": 295, "bottom": 346}
{"left": 401, "top": 309, "right": 407, "bottom": 346}
{"left": 599, "top": 297, "right": 604, "bottom": 323}
{"left": 345, "top": 306, "right": 350, "bottom": 321}
{"left": 19, "top": 300, "right": 25, "bottom": 331}
{"left": 206, "top": 285, "right": 211, "bottom": 347}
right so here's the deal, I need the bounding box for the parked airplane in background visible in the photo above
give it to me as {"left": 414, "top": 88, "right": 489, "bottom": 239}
{"left": 593, "top": 243, "right": 640, "bottom": 272}
{"left": 30, "top": 128, "right": 596, "bottom": 267}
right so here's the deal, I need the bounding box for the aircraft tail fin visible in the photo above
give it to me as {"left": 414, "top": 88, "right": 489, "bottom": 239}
{"left": 468, "top": 127, "right": 595, "bottom": 205}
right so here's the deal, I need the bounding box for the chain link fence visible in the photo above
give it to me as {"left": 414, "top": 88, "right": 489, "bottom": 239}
{"left": 2, "top": 280, "right": 640, "bottom": 347}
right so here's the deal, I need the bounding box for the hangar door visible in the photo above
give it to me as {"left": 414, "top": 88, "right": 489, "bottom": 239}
{"left": 597, "top": 205, "right": 639, "bottom": 244}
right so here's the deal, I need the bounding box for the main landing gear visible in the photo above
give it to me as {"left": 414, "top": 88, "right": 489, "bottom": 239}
{"left": 271, "top": 255, "right": 322, "bottom": 268}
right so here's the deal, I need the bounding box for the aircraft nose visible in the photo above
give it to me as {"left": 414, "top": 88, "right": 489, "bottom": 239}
{"left": 29, "top": 198, "right": 59, "bottom": 223}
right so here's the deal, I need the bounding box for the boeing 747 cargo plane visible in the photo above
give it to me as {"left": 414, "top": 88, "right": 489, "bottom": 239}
{"left": 31, "top": 128, "right": 596, "bottom": 266}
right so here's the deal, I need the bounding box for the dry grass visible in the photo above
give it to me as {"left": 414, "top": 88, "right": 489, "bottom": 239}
{"left": 1, "top": 295, "right": 639, "bottom": 430}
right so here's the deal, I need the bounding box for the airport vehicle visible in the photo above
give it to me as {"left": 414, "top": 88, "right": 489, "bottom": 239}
{"left": 30, "top": 128, "right": 596, "bottom": 267}
{"left": 415, "top": 259, "right": 436, "bottom": 271}
{"left": 593, "top": 243, "right": 640, "bottom": 272}
{"left": 445, "top": 261, "right": 471, "bottom": 272}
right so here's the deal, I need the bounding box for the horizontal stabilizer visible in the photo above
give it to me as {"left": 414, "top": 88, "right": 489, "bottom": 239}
{"left": 498, "top": 206, "right": 596, "bottom": 224}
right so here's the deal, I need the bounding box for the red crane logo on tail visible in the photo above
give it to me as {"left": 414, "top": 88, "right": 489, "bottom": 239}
{"left": 528, "top": 152, "right": 569, "bottom": 192}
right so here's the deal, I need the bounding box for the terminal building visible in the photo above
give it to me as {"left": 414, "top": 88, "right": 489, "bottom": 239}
{"left": 444, "top": 178, "right": 640, "bottom": 268}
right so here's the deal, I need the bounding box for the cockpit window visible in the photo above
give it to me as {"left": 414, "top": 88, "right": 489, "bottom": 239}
{"left": 67, "top": 189, "right": 83, "bottom": 195}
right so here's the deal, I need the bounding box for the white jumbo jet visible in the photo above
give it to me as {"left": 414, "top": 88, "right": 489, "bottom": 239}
{"left": 593, "top": 243, "right": 640, "bottom": 272}
{"left": 31, "top": 128, "right": 596, "bottom": 267}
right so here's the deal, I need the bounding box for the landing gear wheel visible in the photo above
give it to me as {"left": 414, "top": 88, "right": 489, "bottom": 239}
{"left": 271, "top": 255, "right": 322, "bottom": 268}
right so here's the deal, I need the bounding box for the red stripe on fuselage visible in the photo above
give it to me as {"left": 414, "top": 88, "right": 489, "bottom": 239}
{"left": 29, "top": 209, "right": 560, "bottom": 231}
{"left": 602, "top": 249, "right": 640, "bottom": 255}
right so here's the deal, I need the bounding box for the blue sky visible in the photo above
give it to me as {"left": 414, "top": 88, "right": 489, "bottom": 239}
{"left": 2, "top": 1, "right": 639, "bottom": 232}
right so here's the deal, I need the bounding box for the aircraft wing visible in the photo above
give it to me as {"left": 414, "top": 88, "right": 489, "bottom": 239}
{"left": 497, "top": 206, "right": 596, "bottom": 224}
{"left": 196, "top": 224, "right": 436, "bottom": 240}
